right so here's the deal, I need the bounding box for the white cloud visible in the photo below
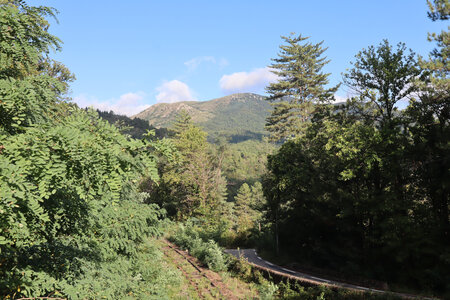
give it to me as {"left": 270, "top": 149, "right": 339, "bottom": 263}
{"left": 73, "top": 92, "right": 150, "bottom": 116}
{"left": 155, "top": 80, "right": 196, "bottom": 103}
{"left": 184, "top": 56, "right": 215, "bottom": 70}
{"left": 219, "top": 67, "right": 278, "bottom": 94}
{"left": 333, "top": 95, "right": 347, "bottom": 104}
{"left": 184, "top": 56, "right": 229, "bottom": 70}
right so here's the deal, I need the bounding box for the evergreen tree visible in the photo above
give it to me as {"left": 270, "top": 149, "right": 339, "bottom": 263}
{"left": 407, "top": 0, "right": 449, "bottom": 248}
{"left": 265, "top": 34, "right": 339, "bottom": 142}
{"left": 427, "top": 0, "right": 449, "bottom": 21}
{"left": 233, "top": 181, "right": 266, "bottom": 239}
{"left": 148, "top": 111, "right": 227, "bottom": 223}
{"left": 250, "top": 181, "right": 265, "bottom": 212}
{"left": 171, "top": 109, "right": 193, "bottom": 135}
{"left": 234, "top": 183, "right": 254, "bottom": 234}
{"left": 263, "top": 37, "right": 449, "bottom": 293}
{"left": 416, "top": 0, "right": 449, "bottom": 126}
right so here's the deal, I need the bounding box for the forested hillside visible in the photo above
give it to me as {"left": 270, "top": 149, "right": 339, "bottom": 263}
{"left": 96, "top": 109, "right": 169, "bottom": 139}
{"left": 134, "top": 93, "right": 271, "bottom": 142}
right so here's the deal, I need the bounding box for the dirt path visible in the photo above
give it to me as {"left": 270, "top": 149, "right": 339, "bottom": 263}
{"left": 160, "top": 240, "right": 257, "bottom": 299}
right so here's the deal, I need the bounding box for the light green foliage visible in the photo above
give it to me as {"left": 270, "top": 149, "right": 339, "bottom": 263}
{"left": 59, "top": 239, "right": 181, "bottom": 299}
{"left": 222, "top": 139, "right": 275, "bottom": 208}
{"left": 234, "top": 183, "right": 254, "bottom": 233}
{"left": 233, "top": 182, "right": 265, "bottom": 239}
{"left": 147, "top": 111, "right": 228, "bottom": 231}
{"left": 258, "top": 281, "right": 278, "bottom": 300}
{"left": 0, "top": 75, "right": 65, "bottom": 134}
{"left": 343, "top": 40, "right": 422, "bottom": 126}
{"left": 223, "top": 140, "right": 274, "bottom": 182}
{"left": 0, "top": 107, "right": 176, "bottom": 297}
{"left": 0, "top": 1, "right": 73, "bottom": 135}
{"left": 171, "top": 108, "right": 192, "bottom": 134}
{"left": 0, "top": 0, "right": 61, "bottom": 79}
{"left": 203, "top": 240, "right": 228, "bottom": 272}
{"left": 170, "top": 222, "right": 228, "bottom": 272}
{"left": 265, "top": 34, "right": 339, "bottom": 142}
{"left": 0, "top": 1, "right": 180, "bottom": 298}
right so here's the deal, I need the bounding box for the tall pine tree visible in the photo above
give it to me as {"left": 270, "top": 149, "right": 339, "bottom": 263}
{"left": 265, "top": 34, "right": 339, "bottom": 142}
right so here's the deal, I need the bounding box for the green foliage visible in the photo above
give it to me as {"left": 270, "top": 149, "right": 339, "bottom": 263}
{"left": 0, "top": 68, "right": 66, "bottom": 135}
{"left": 223, "top": 139, "right": 275, "bottom": 183}
{"left": 265, "top": 33, "right": 339, "bottom": 142}
{"left": 343, "top": 39, "right": 422, "bottom": 126}
{"left": 0, "top": 107, "right": 177, "bottom": 298}
{"left": 171, "top": 108, "right": 192, "bottom": 134}
{"left": 275, "top": 281, "right": 401, "bottom": 300}
{"left": 263, "top": 36, "right": 449, "bottom": 296}
{"left": 416, "top": 0, "right": 449, "bottom": 140}
{"left": 427, "top": 0, "right": 449, "bottom": 21}
{"left": 232, "top": 182, "right": 266, "bottom": 243}
{"left": 170, "top": 222, "right": 228, "bottom": 272}
{"left": 203, "top": 240, "right": 228, "bottom": 272}
{"left": 58, "top": 239, "right": 181, "bottom": 299}
{"left": 0, "top": 1, "right": 61, "bottom": 80}
{"left": 0, "top": 2, "right": 181, "bottom": 298}
{"left": 258, "top": 281, "right": 278, "bottom": 300}
{"left": 228, "top": 257, "right": 254, "bottom": 281}
{"left": 227, "top": 256, "right": 401, "bottom": 300}
{"left": 146, "top": 111, "right": 228, "bottom": 224}
{"left": 0, "top": 1, "right": 74, "bottom": 137}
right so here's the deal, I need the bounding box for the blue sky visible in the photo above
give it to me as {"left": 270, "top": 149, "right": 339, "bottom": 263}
{"left": 29, "top": 0, "right": 443, "bottom": 115}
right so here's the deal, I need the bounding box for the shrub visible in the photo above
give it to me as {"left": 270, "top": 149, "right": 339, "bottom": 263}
{"left": 204, "top": 240, "right": 228, "bottom": 271}
{"left": 170, "top": 222, "right": 228, "bottom": 272}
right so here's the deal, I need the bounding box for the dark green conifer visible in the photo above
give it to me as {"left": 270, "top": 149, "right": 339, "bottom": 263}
{"left": 265, "top": 34, "right": 339, "bottom": 142}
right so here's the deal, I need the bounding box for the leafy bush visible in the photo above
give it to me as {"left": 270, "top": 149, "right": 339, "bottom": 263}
{"left": 170, "top": 222, "right": 228, "bottom": 272}
{"left": 203, "top": 240, "right": 228, "bottom": 272}
{"left": 258, "top": 281, "right": 279, "bottom": 300}
{"left": 0, "top": 2, "right": 180, "bottom": 296}
{"left": 0, "top": 108, "right": 180, "bottom": 298}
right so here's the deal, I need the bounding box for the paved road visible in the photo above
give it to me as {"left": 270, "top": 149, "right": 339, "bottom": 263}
{"left": 224, "top": 249, "right": 436, "bottom": 299}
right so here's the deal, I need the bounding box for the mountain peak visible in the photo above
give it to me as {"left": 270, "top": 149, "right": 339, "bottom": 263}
{"left": 133, "top": 93, "right": 270, "bottom": 142}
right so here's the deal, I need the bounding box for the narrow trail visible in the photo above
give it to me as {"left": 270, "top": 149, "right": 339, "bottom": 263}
{"left": 161, "top": 240, "right": 253, "bottom": 299}
{"left": 225, "top": 249, "right": 438, "bottom": 300}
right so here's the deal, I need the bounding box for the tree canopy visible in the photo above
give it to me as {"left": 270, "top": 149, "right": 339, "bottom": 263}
{"left": 0, "top": 2, "right": 179, "bottom": 298}
{"left": 263, "top": 32, "right": 449, "bottom": 296}
{"left": 265, "top": 34, "right": 339, "bottom": 142}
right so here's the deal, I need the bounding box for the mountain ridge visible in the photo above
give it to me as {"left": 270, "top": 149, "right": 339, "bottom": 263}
{"left": 133, "top": 93, "right": 271, "bottom": 142}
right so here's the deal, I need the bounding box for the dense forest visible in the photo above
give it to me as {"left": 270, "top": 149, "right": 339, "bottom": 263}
{"left": 0, "top": 2, "right": 183, "bottom": 297}
{"left": 0, "top": 0, "right": 448, "bottom": 299}
{"left": 96, "top": 110, "right": 169, "bottom": 140}
{"left": 261, "top": 2, "right": 449, "bottom": 295}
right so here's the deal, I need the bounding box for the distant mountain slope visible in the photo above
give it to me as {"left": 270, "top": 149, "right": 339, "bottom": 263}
{"left": 133, "top": 93, "right": 271, "bottom": 142}
{"left": 97, "top": 110, "right": 169, "bottom": 139}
